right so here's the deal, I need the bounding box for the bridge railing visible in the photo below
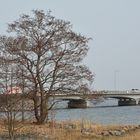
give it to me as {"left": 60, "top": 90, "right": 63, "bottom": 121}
{"left": 93, "top": 90, "right": 140, "bottom": 94}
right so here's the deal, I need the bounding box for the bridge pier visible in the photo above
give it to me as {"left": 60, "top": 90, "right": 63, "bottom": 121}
{"left": 68, "top": 99, "right": 87, "bottom": 108}
{"left": 118, "top": 98, "right": 137, "bottom": 106}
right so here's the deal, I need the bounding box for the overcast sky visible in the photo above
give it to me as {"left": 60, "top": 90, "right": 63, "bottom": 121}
{"left": 0, "top": 0, "right": 140, "bottom": 90}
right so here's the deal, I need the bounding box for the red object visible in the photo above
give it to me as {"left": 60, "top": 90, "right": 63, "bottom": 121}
{"left": 5, "top": 86, "right": 22, "bottom": 94}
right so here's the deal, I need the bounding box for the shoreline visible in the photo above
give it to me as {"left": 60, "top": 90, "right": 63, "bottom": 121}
{"left": 0, "top": 120, "right": 140, "bottom": 140}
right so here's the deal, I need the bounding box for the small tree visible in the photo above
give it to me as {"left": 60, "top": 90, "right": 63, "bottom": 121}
{"left": 0, "top": 54, "right": 21, "bottom": 139}
{"left": 0, "top": 10, "right": 94, "bottom": 124}
{"left": 0, "top": 56, "right": 33, "bottom": 139}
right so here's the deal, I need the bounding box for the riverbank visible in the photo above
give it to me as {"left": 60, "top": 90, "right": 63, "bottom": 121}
{"left": 1, "top": 120, "right": 140, "bottom": 140}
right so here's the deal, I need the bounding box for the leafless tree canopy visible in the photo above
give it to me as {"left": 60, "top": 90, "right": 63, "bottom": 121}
{"left": 0, "top": 10, "right": 94, "bottom": 124}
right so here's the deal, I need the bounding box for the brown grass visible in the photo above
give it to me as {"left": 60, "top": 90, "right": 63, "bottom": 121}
{"left": 0, "top": 120, "right": 140, "bottom": 140}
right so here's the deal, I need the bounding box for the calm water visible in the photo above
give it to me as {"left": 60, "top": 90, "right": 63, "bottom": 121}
{"left": 0, "top": 135, "right": 47, "bottom": 140}
{"left": 1, "top": 99, "right": 140, "bottom": 125}
{"left": 54, "top": 99, "right": 140, "bottom": 125}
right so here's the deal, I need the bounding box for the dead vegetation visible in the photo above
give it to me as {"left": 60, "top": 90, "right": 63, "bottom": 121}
{"left": 0, "top": 120, "right": 140, "bottom": 140}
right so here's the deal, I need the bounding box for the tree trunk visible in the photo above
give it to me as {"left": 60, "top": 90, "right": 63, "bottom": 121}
{"left": 33, "top": 95, "right": 48, "bottom": 124}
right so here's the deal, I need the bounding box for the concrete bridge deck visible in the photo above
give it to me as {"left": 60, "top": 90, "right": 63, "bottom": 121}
{"left": 1, "top": 90, "right": 140, "bottom": 108}
{"left": 54, "top": 90, "right": 140, "bottom": 107}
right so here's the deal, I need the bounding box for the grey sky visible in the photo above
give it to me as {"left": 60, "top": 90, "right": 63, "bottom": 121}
{"left": 0, "top": 0, "right": 140, "bottom": 90}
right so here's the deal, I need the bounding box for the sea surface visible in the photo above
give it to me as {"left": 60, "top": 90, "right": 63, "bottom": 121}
{"left": 1, "top": 99, "right": 140, "bottom": 125}
{"left": 53, "top": 99, "right": 140, "bottom": 125}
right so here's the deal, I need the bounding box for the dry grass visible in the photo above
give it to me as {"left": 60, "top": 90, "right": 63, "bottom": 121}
{"left": 105, "top": 131, "right": 140, "bottom": 140}
{"left": 0, "top": 120, "right": 140, "bottom": 140}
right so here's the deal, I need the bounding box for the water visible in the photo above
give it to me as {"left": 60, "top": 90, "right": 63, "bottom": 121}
{"left": 1, "top": 99, "right": 140, "bottom": 125}
{"left": 0, "top": 134, "right": 48, "bottom": 140}
{"left": 54, "top": 99, "right": 140, "bottom": 125}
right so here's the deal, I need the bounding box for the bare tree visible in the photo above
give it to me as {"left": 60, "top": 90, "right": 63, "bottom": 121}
{"left": 0, "top": 10, "right": 94, "bottom": 124}
{"left": 0, "top": 55, "right": 34, "bottom": 139}
{"left": 0, "top": 54, "right": 21, "bottom": 139}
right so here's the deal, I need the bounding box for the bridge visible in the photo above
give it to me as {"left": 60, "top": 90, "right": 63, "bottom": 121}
{"left": 1, "top": 90, "right": 140, "bottom": 108}
{"left": 97, "top": 91, "right": 140, "bottom": 106}
{"left": 55, "top": 90, "right": 140, "bottom": 108}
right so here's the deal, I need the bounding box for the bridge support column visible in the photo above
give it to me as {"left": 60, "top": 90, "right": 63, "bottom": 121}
{"left": 118, "top": 98, "right": 136, "bottom": 106}
{"left": 135, "top": 99, "right": 140, "bottom": 105}
{"left": 68, "top": 99, "right": 87, "bottom": 108}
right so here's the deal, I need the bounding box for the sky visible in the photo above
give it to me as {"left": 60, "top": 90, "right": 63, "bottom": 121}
{"left": 0, "top": 0, "right": 140, "bottom": 90}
